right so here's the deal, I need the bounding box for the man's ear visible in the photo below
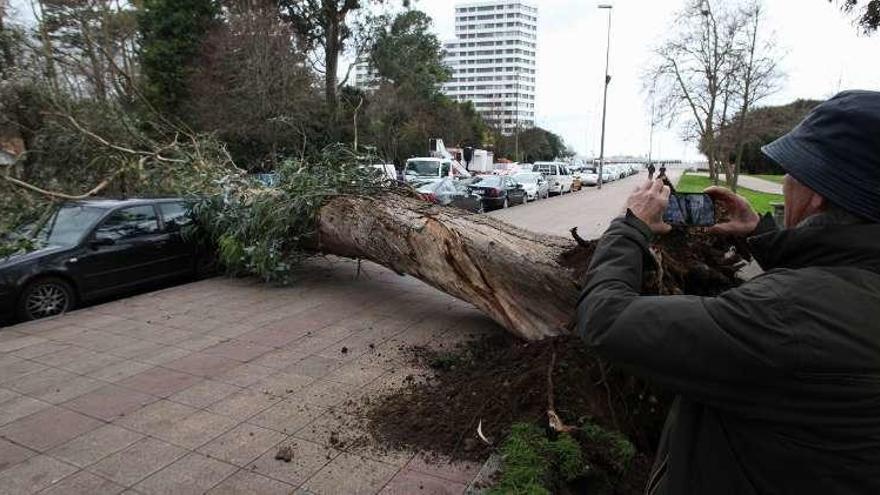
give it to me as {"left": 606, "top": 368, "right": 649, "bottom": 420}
{"left": 810, "top": 192, "right": 829, "bottom": 212}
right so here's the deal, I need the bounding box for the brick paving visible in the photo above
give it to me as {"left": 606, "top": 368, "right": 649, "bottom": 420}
{"left": 0, "top": 258, "right": 498, "bottom": 494}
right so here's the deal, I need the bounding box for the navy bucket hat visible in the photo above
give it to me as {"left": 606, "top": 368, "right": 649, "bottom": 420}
{"left": 761, "top": 90, "right": 880, "bottom": 222}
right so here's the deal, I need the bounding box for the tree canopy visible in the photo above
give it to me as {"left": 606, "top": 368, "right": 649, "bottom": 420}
{"left": 138, "top": 0, "right": 219, "bottom": 114}
{"left": 370, "top": 9, "right": 450, "bottom": 97}
{"left": 833, "top": 0, "right": 880, "bottom": 33}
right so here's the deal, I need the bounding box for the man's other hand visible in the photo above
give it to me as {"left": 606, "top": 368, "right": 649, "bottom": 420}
{"left": 705, "top": 186, "right": 761, "bottom": 236}
{"left": 627, "top": 179, "right": 672, "bottom": 235}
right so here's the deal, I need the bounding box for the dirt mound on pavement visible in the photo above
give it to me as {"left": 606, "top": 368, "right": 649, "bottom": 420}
{"left": 363, "top": 333, "right": 669, "bottom": 491}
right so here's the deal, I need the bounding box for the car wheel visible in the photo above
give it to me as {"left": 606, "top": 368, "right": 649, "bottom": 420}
{"left": 17, "top": 277, "right": 75, "bottom": 321}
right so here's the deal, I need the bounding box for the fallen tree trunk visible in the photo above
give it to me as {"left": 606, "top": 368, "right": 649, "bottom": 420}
{"left": 316, "top": 193, "right": 744, "bottom": 340}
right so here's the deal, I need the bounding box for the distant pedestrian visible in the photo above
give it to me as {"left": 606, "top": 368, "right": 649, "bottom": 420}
{"left": 658, "top": 164, "right": 667, "bottom": 179}
{"left": 647, "top": 163, "right": 656, "bottom": 180}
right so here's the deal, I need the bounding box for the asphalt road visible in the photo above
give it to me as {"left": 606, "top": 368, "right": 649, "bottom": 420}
{"left": 489, "top": 169, "right": 683, "bottom": 239}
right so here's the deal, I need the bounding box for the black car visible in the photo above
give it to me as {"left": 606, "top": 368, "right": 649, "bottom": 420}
{"left": 0, "top": 198, "right": 206, "bottom": 323}
{"left": 467, "top": 175, "right": 527, "bottom": 210}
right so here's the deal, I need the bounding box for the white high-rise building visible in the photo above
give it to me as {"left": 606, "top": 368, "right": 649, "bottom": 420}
{"left": 443, "top": 1, "right": 538, "bottom": 133}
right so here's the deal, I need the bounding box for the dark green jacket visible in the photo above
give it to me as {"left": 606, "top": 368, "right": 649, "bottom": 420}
{"left": 577, "top": 213, "right": 880, "bottom": 495}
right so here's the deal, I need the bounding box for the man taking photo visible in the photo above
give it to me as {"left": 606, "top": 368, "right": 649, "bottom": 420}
{"left": 578, "top": 90, "right": 880, "bottom": 494}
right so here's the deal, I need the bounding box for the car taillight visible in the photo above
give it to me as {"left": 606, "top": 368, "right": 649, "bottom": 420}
{"left": 420, "top": 193, "right": 439, "bottom": 203}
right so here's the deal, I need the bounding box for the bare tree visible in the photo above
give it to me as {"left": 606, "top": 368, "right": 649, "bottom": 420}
{"left": 648, "top": 0, "right": 752, "bottom": 184}
{"left": 725, "top": 2, "right": 781, "bottom": 190}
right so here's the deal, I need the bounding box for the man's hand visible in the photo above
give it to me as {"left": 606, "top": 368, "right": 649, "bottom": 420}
{"left": 626, "top": 179, "right": 672, "bottom": 235}
{"left": 704, "top": 186, "right": 760, "bottom": 236}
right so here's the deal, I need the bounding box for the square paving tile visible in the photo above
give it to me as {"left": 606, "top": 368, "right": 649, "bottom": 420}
{"left": 378, "top": 469, "right": 466, "bottom": 495}
{"left": 213, "top": 363, "right": 277, "bottom": 387}
{"left": 118, "top": 367, "right": 202, "bottom": 397}
{"left": 164, "top": 353, "right": 240, "bottom": 377}
{"left": 88, "top": 437, "right": 188, "bottom": 487}
{"left": 10, "top": 341, "right": 71, "bottom": 360}
{"left": 202, "top": 340, "right": 273, "bottom": 362}
{"left": 133, "top": 452, "right": 237, "bottom": 495}
{"left": 198, "top": 423, "right": 287, "bottom": 467}
{"left": 168, "top": 380, "right": 242, "bottom": 409}
{"left": 0, "top": 335, "right": 48, "bottom": 353}
{"left": 134, "top": 346, "right": 193, "bottom": 366}
{"left": 0, "top": 437, "right": 36, "bottom": 471}
{"left": 0, "top": 387, "right": 20, "bottom": 405}
{"left": 405, "top": 453, "right": 482, "bottom": 485}
{"left": 206, "top": 389, "right": 283, "bottom": 421}
{"left": 254, "top": 372, "right": 316, "bottom": 399}
{"left": 323, "top": 362, "right": 388, "bottom": 388}
{"left": 239, "top": 327, "right": 306, "bottom": 348}
{"left": 58, "top": 352, "right": 127, "bottom": 376}
{"left": 300, "top": 452, "right": 398, "bottom": 495}
{"left": 175, "top": 334, "right": 228, "bottom": 352}
{"left": 0, "top": 406, "right": 102, "bottom": 451}
{"left": 281, "top": 355, "right": 343, "bottom": 379}
{"left": 0, "top": 454, "right": 78, "bottom": 495}
{"left": 86, "top": 360, "right": 154, "bottom": 383}
{"left": 63, "top": 384, "right": 157, "bottom": 421}
{"left": 107, "top": 340, "right": 167, "bottom": 360}
{"left": 39, "top": 469, "right": 127, "bottom": 495}
{"left": 49, "top": 424, "right": 144, "bottom": 468}
{"left": 206, "top": 469, "right": 295, "bottom": 495}
{"left": 0, "top": 357, "right": 47, "bottom": 385}
{"left": 151, "top": 410, "right": 239, "bottom": 450}
{"left": 247, "top": 400, "right": 326, "bottom": 435}
{"left": 0, "top": 395, "right": 53, "bottom": 427}
{"left": 293, "top": 379, "right": 356, "bottom": 408}
{"left": 31, "top": 346, "right": 102, "bottom": 369}
{"left": 249, "top": 349, "right": 308, "bottom": 370}
{"left": 247, "top": 438, "right": 339, "bottom": 487}
{"left": 115, "top": 400, "right": 198, "bottom": 437}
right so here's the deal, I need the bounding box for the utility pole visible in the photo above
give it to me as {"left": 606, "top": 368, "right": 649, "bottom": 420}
{"left": 597, "top": 4, "right": 613, "bottom": 189}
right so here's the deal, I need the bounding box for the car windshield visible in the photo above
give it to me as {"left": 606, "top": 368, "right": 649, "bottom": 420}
{"left": 514, "top": 174, "right": 538, "bottom": 184}
{"left": 33, "top": 205, "right": 106, "bottom": 247}
{"left": 406, "top": 160, "right": 448, "bottom": 177}
{"left": 471, "top": 176, "right": 502, "bottom": 187}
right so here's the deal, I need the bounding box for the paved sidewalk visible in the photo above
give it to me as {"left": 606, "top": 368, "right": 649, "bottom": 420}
{"left": 689, "top": 172, "right": 783, "bottom": 195}
{"left": 0, "top": 259, "right": 499, "bottom": 495}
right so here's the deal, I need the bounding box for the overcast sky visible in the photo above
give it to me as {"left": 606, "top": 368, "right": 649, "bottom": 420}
{"left": 409, "top": 0, "right": 880, "bottom": 160}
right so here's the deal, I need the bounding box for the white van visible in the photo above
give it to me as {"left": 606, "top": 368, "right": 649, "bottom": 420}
{"left": 532, "top": 162, "right": 574, "bottom": 195}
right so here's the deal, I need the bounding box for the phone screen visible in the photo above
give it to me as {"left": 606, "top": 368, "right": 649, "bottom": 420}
{"left": 664, "top": 193, "right": 716, "bottom": 226}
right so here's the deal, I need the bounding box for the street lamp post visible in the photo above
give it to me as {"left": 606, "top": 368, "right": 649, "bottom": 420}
{"left": 597, "top": 4, "right": 613, "bottom": 190}
{"left": 648, "top": 91, "right": 656, "bottom": 167}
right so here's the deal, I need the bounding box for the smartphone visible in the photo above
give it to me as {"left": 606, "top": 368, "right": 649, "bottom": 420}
{"left": 664, "top": 193, "right": 716, "bottom": 226}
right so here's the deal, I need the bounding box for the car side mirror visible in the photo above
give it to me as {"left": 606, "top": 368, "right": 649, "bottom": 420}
{"left": 90, "top": 236, "right": 115, "bottom": 249}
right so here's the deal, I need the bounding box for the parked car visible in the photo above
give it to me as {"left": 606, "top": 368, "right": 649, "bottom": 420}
{"left": 512, "top": 173, "right": 549, "bottom": 201}
{"left": 0, "top": 198, "right": 208, "bottom": 323}
{"left": 468, "top": 175, "right": 526, "bottom": 210}
{"left": 581, "top": 170, "right": 599, "bottom": 186}
{"left": 532, "top": 162, "right": 574, "bottom": 195}
{"left": 414, "top": 178, "right": 483, "bottom": 213}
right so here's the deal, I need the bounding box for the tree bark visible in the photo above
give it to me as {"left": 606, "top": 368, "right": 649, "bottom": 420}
{"left": 316, "top": 194, "right": 585, "bottom": 340}
{"left": 314, "top": 193, "right": 743, "bottom": 341}
{"left": 324, "top": 18, "right": 339, "bottom": 108}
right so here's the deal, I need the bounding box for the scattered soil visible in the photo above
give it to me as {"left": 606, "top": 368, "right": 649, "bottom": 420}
{"left": 363, "top": 333, "right": 671, "bottom": 493}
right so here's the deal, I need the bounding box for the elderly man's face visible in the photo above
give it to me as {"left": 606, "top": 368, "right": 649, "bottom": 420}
{"left": 783, "top": 174, "right": 827, "bottom": 227}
